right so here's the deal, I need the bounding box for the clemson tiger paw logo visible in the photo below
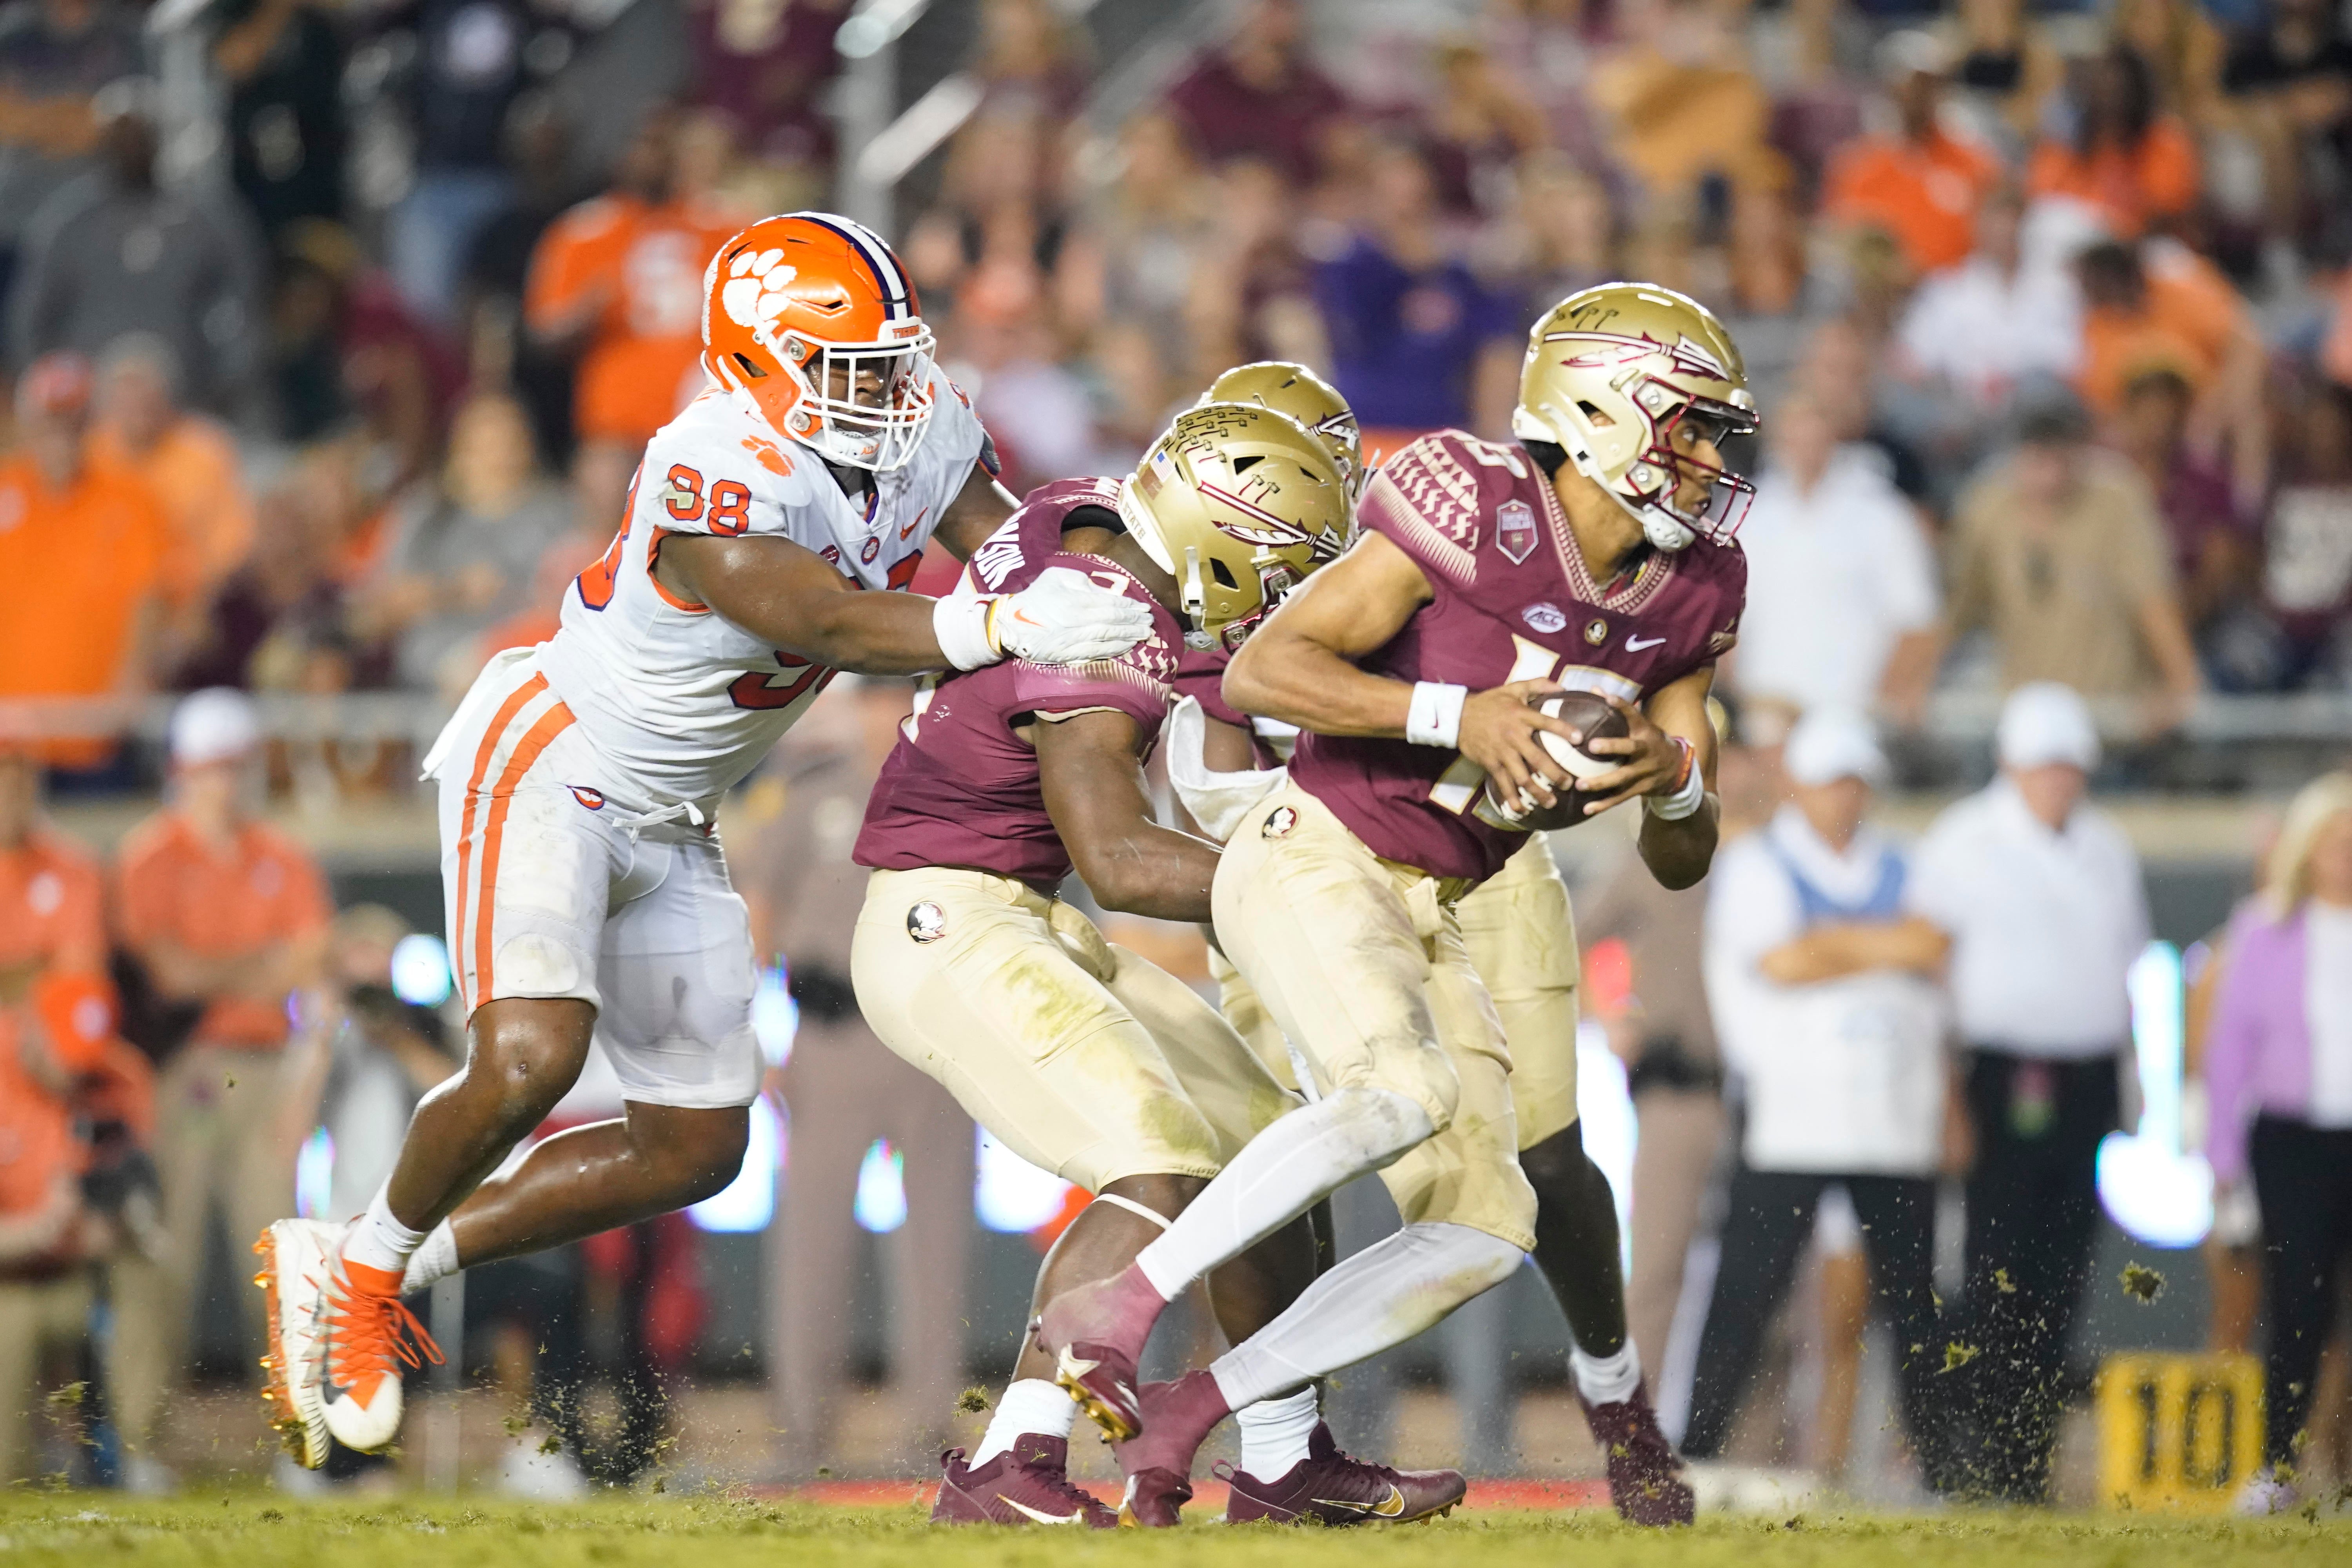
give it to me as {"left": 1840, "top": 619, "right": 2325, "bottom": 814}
{"left": 722, "top": 248, "right": 799, "bottom": 329}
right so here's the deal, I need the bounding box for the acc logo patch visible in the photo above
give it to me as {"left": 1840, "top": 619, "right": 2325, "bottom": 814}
{"left": 907, "top": 902, "right": 948, "bottom": 943}
{"left": 1262, "top": 806, "right": 1299, "bottom": 840}
{"left": 1496, "top": 499, "right": 1537, "bottom": 564}
{"left": 1523, "top": 602, "right": 1568, "bottom": 634}
{"left": 568, "top": 785, "right": 607, "bottom": 810}
{"left": 1584, "top": 618, "right": 1610, "bottom": 646}
{"left": 860, "top": 535, "right": 882, "bottom": 564}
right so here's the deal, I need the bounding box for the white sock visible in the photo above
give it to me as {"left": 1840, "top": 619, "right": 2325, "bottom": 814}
{"left": 969, "top": 1378, "right": 1076, "bottom": 1466}
{"left": 1134, "top": 1086, "right": 1434, "bottom": 1301}
{"left": 401, "top": 1220, "right": 461, "bottom": 1294}
{"left": 1571, "top": 1341, "right": 1642, "bottom": 1406}
{"left": 1235, "top": 1386, "right": 1320, "bottom": 1480}
{"left": 1209, "top": 1221, "right": 1523, "bottom": 1411}
{"left": 341, "top": 1185, "right": 426, "bottom": 1275}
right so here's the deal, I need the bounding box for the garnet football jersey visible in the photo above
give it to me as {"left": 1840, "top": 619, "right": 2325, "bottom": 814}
{"left": 1290, "top": 430, "right": 1746, "bottom": 883}
{"left": 854, "top": 478, "right": 1181, "bottom": 888}
{"left": 531, "top": 377, "right": 987, "bottom": 812}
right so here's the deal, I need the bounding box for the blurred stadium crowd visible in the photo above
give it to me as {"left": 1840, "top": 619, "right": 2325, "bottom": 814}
{"left": 0, "top": 0, "right": 2350, "bottom": 1506}
{"left": 0, "top": 0, "right": 2347, "bottom": 749}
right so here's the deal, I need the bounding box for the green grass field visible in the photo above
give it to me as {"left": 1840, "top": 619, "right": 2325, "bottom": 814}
{"left": 5, "top": 1496, "right": 2347, "bottom": 1568}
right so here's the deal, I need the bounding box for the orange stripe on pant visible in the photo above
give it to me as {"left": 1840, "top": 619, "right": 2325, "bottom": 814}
{"left": 452, "top": 675, "right": 550, "bottom": 1013}
{"left": 470, "top": 701, "right": 577, "bottom": 1005}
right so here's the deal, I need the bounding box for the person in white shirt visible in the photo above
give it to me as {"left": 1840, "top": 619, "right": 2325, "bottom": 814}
{"left": 1687, "top": 710, "right": 1957, "bottom": 1486}
{"left": 1728, "top": 392, "right": 1941, "bottom": 725}
{"left": 1895, "top": 187, "right": 2084, "bottom": 414}
{"left": 1906, "top": 681, "right": 2150, "bottom": 1504}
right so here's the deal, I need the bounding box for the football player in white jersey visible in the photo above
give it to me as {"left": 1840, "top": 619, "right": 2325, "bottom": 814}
{"left": 251, "top": 213, "right": 1152, "bottom": 1468}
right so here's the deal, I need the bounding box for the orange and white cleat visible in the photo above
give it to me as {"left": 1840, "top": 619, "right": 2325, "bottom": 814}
{"left": 319, "top": 1251, "right": 443, "bottom": 1454}
{"left": 254, "top": 1219, "right": 340, "bottom": 1469}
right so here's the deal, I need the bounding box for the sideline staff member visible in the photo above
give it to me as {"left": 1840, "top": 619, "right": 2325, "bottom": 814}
{"left": 1909, "top": 683, "right": 2149, "bottom": 1503}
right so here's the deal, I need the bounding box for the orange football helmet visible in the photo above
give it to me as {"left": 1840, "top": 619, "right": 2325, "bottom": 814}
{"left": 701, "top": 212, "right": 937, "bottom": 471}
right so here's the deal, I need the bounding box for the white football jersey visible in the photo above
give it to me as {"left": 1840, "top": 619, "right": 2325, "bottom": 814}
{"left": 533, "top": 377, "right": 988, "bottom": 809}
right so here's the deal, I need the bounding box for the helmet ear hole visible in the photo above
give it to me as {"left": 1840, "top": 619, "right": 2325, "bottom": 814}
{"left": 1576, "top": 400, "right": 1613, "bottom": 428}
{"left": 731, "top": 352, "right": 768, "bottom": 380}
{"left": 1208, "top": 557, "right": 1238, "bottom": 590}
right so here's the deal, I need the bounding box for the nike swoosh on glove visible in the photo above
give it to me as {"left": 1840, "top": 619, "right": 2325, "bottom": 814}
{"left": 989, "top": 566, "right": 1155, "bottom": 665}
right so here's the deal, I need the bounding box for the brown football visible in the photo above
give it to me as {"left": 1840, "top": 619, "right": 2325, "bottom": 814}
{"left": 1479, "top": 691, "right": 1631, "bottom": 833}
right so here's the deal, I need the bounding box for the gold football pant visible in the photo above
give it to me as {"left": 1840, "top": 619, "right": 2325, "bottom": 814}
{"left": 1210, "top": 784, "right": 1538, "bottom": 1252}
{"left": 851, "top": 866, "right": 1297, "bottom": 1193}
{"left": 1213, "top": 831, "right": 1581, "bottom": 1152}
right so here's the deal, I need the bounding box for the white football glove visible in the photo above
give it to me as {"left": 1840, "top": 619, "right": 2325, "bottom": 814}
{"left": 933, "top": 566, "right": 1154, "bottom": 671}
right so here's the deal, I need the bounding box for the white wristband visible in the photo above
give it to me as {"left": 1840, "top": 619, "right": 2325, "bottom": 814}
{"left": 1406, "top": 682, "right": 1467, "bottom": 748}
{"left": 932, "top": 595, "right": 1000, "bottom": 671}
{"left": 1644, "top": 769, "right": 1708, "bottom": 821}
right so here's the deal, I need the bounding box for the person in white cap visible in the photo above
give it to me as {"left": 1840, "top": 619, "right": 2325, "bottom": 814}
{"left": 1688, "top": 709, "right": 1958, "bottom": 1487}
{"left": 1905, "top": 681, "right": 2150, "bottom": 1503}
{"left": 115, "top": 688, "right": 332, "bottom": 1411}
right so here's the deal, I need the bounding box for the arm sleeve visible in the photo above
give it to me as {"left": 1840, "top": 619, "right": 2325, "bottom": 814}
{"left": 279, "top": 848, "right": 334, "bottom": 940}
{"left": 1702, "top": 842, "right": 1798, "bottom": 1074}
{"left": 1354, "top": 433, "right": 1511, "bottom": 586}
{"left": 523, "top": 213, "right": 596, "bottom": 336}
{"left": 1878, "top": 497, "right": 1941, "bottom": 632}
{"left": 1902, "top": 815, "right": 1971, "bottom": 936}
{"left": 1941, "top": 501, "right": 1993, "bottom": 633}
{"left": 112, "top": 849, "right": 165, "bottom": 952}
{"left": 2200, "top": 919, "right": 2263, "bottom": 1187}
{"left": 54, "top": 858, "right": 107, "bottom": 976}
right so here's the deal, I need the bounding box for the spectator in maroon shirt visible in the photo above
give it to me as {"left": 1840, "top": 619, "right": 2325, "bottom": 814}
{"left": 1164, "top": 0, "right": 1350, "bottom": 185}
{"left": 685, "top": 0, "right": 847, "bottom": 177}
{"left": 2113, "top": 367, "right": 2256, "bottom": 635}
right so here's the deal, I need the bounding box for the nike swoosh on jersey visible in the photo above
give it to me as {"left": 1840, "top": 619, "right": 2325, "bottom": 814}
{"left": 1313, "top": 1485, "right": 1406, "bottom": 1517}
{"left": 1626, "top": 634, "right": 1667, "bottom": 651}
{"left": 999, "top": 1496, "right": 1086, "bottom": 1524}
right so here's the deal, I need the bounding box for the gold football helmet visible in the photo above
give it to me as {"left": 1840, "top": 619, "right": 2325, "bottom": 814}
{"left": 1118, "top": 402, "right": 1352, "bottom": 650}
{"left": 1511, "top": 283, "right": 1760, "bottom": 552}
{"left": 1198, "top": 361, "right": 1365, "bottom": 501}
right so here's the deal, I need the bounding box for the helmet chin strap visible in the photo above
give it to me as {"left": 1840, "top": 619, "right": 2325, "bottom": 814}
{"left": 1180, "top": 545, "right": 1208, "bottom": 633}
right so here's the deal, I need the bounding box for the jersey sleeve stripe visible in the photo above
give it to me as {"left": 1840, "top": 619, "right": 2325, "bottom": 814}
{"left": 451, "top": 673, "right": 549, "bottom": 1012}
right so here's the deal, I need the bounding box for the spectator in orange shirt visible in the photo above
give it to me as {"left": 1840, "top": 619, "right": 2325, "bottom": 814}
{"left": 2027, "top": 45, "right": 2202, "bottom": 238}
{"left": 0, "top": 746, "right": 162, "bottom": 1483}
{"left": 524, "top": 107, "right": 738, "bottom": 497}
{"left": 2077, "top": 240, "right": 2270, "bottom": 509}
{"left": 1822, "top": 32, "right": 2000, "bottom": 279}
{"left": 89, "top": 335, "right": 258, "bottom": 666}
{"left": 115, "top": 689, "right": 331, "bottom": 1374}
{"left": 0, "top": 352, "right": 167, "bottom": 774}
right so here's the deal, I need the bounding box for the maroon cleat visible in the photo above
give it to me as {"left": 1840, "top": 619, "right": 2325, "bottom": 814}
{"left": 1222, "top": 1422, "right": 1466, "bottom": 1526}
{"left": 930, "top": 1436, "right": 1118, "bottom": 1528}
{"left": 1110, "top": 1370, "right": 1232, "bottom": 1527}
{"left": 1579, "top": 1385, "right": 1694, "bottom": 1526}
{"left": 1031, "top": 1265, "right": 1168, "bottom": 1442}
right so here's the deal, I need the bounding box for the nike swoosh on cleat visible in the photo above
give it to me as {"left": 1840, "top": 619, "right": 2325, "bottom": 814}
{"left": 1626, "top": 634, "right": 1666, "bottom": 651}
{"left": 999, "top": 1497, "right": 1085, "bottom": 1525}
{"left": 1312, "top": 1485, "right": 1406, "bottom": 1517}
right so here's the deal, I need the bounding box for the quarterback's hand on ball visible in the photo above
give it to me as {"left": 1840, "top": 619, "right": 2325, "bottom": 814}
{"left": 1459, "top": 680, "right": 1579, "bottom": 813}
{"left": 1574, "top": 696, "right": 1685, "bottom": 815}
{"left": 989, "top": 567, "right": 1155, "bottom": 665}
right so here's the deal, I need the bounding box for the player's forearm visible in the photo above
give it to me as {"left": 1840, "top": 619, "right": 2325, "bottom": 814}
{"left": 1071, "top": 824, "right": 1221, "bottom": 922}
{"left": 1225, "top": 635, "right": 1411, "bottom": 738}
{"left": 1759, "top": 917, "right": 1949, "bottom": 984}
{"left": 753, "top": 591, "right": 954, "bottom": 676}
{"left": 1635, "top": 799, "right": 1717, "bottom": 891}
